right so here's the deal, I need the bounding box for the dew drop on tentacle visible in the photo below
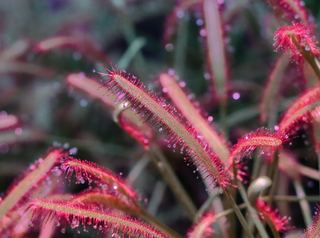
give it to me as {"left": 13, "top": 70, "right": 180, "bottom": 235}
{"left": 196, "top": 18, "right": 204, "bottom": 26}
{"left": 69, "top": 147, "right": 78, "bottom": 155}
{"left": 45, "top": 177, "right": 52, "bottom": 185}
{"left": 167, "top": 68, "right": 175, "bottom": 76}
{"left": 165, "top": 43, "right": 174, "bottom": 52}
{"left": 199, "top": 29, "right": 207, "bottom": 37}
{"left": 113, "top": 183, "right": 118, "bottom": 190}
{"left": 179, "top": 81, "right": 186, "bottom": 87}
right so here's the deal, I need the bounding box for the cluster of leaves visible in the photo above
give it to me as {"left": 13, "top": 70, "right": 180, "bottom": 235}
{"left": 1, "top": 0, "right": 320, "bottom": 238}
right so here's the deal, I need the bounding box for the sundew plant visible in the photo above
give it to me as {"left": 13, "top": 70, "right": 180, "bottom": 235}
{"left": 1, "top": 0, "right": 320, "bottom": 237}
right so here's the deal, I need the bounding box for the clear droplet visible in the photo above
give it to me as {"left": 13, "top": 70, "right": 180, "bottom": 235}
{"left": 176, "top": 10, "right": 184, "bottom": 18}
{"left": 196, "top": 19, "right": 204, "bottom": 26}
{"left": 165, "top": 43, "right": 174, "bottom": 52}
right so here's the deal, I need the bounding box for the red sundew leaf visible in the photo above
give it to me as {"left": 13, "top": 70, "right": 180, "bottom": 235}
{"left": 61, "top": 158, "right": 138, "bottom": 202}
{"left": 273, "top": 22, "right": 320, "bottom": 62}
{"left": 0, "top": 39, "right": 31, "bottom": 61}
{"left": 66, "top": 73, "right": 114, "bottom": 107}
{"left": 229, "top": 128, "right": 284, "bottom": 174}
{"left": 204, "top": 0, "right": 229, "bottom": 103}
{"left": 256, "top": 198, "right": 292, "bottom": 232}
{"left": 70, "top": 190, "right": 141, "bottom": 217}
{"left": 38, "top": 213, "right": 57, "bottom": 238}
{"left": 36, "top": 36, "right": 109, "bottom": 63}
{"left": 27, "top": 199, "right": 170, "bottom": 238}
{"left": 265, "top": 0, "right": 313, "bottom": 27}
{"left": 98, "top": 67, "right": 229, "bottom": 188}
{"left": 0, "top": 175, "right": 64, "bottom": 235}
{"left": 278, "top": 85, "right": 320, "bottom": 132}
{"left": 187, "top": 213, "right": 215, "bottom": 238}
{"left": 0, "top": 129, "right": 45, "bottom": 146}
{"left": 66, "top": 73, "right": 152, "bottom": 140}
{"left": 274, "top": 149, "right": 319, "bottom": 180}
{"left": 159, "top": 73, "right": 230, "bottom": 164}
{"left": 0, "top": 149, "right": 66, "bottom": 220}
{"left": 9, "top": 207, "right": 34, "bottom": 238}
{"left": 308, "top": 106, "right": 320, "bottom": 152}
{"left": 0, "top": 114, "right": 19, "bottom": 130}
{"left": 304, "top": 205, "right": 320, "bottom": 238}
{"left": 277, "top": 149, "right": 300, "bottom": 180}
{"left": 260, "top": 53, "right": 290, "bottom": 124}
{"left": 116, "top": 109, "right": 153, "bottom": 150}
{"left": 0, "top": 61, "right": 53, "bottom": 77}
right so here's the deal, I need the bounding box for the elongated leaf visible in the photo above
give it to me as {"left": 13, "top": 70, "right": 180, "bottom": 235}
{"left": 204, "top": 0, "right": 228, "bottom": 103}
{"left": 98, "top": 67, "right": 229, "bottom": 188}
{"left": 0, "top": 149, "right": 65, "bottom": 220}
{"left": 260, "top": 53, "right": 290, "bottom": 124}
{"left": 159, "top": 73, "right": 229, "bottom": 164}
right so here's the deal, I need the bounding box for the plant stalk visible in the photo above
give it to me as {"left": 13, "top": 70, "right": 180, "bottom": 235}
{"left": 238, "top": 183, "right": 269, "bottom": 238}
{"left": 293, "top": 180, "right": 312, "bottom": 226}
{"left": 292, "top": 36, "right": 320, "bottom": 80}
{"left": 139, "top": 206, "right": 183, "bottom": 238}
{"left": 148, "top": 146, "right": 197, "bottom": 220}
{"left": 222, "top": 186, "right": 255, "bottom": 238}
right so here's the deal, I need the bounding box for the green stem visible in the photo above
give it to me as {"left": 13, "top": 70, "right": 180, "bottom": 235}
{"left": 220, "top": 99, "right": 228, "bottom": 137}
{"left": 251, "top": 150, "right": 263, "bottom": 180}
{"left": 244, "top": 150, "right": 262, "bottom": 237}
{"left": 214, "top": 195, "right": 319, "bottom": 219}
{"left": 117, "top": 37, "right": 146, "bottom": 69}
{"left": 147, "top": 181, "right": 166, "bottom": 215}
{"left": 111, "top": 0, "right": 148, "bottom": 80}
{"left": 238, "top": 183, "right": 269, "bottom": 238}
{"left": 296, "top": 163, "right": 320, "bottom": 181}
{"left": 229, "top": 157, "right": 239, "bottom": 238}
{"left": 214, "top": 203, "right": 247, "bottom": 220}
{"left": 222, "top": 186, "right": 255, "bottom": 238}
{"left": 195, "top": 188, "right": 230, "bottom": 238}
{"left": 127, "top": 155, "right": 150, "bottom": 185}
{"left": 195, "top": 189, "right": 218, "bottom": 221}
{"left": 260, "top": 211, "right": 281, "bottom": 238}
{"left": 148, "top": 146, "right": 197, "bottom": 220}
{"left": 265, "top": 149, "right": 279, "bottom": 202}
{"left": 262, "top": 195, "right": 319, "bottom": 202}
{"left": 293, "top": 180, "right": 312, "bottom": 226}
{"left": 139, "top": 205, "right": 183, "bottom": 238}
{"left": 292, "top": 36, "right": 320, "bottom": 80}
